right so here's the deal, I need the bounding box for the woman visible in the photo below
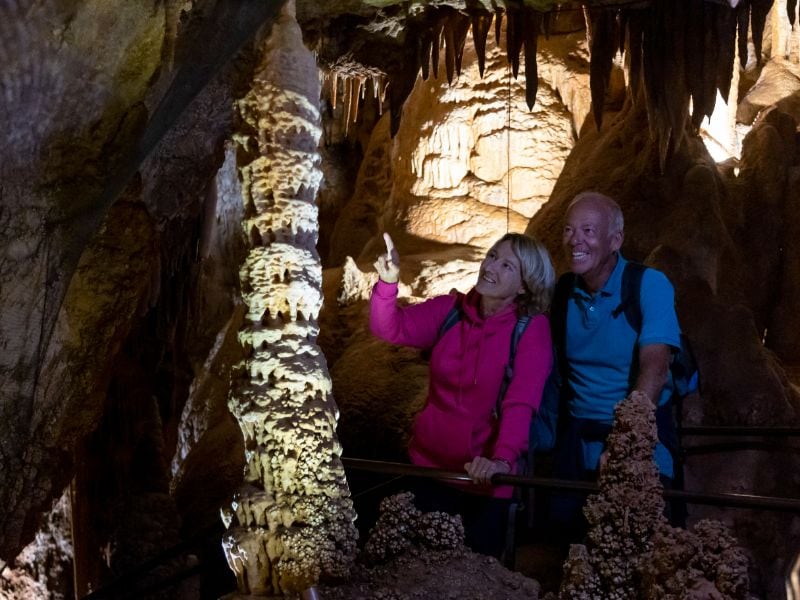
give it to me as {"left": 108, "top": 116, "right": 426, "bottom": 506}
{"left": 370, "top": 232, "right": 555, "bottom": 557}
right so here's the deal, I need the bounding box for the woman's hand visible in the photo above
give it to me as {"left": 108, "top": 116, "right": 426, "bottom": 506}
{"left": 373, "top": 232, "right": 400, "bottom": 284}
{"left": 464, "top": 456, "right": 511, "bottom": 485}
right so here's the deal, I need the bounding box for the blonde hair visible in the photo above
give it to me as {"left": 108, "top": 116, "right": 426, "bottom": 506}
{"left": 496, "top": 233, "right": 556, "bottom": 316}
{"left": 568, "top": 191, "right": 624, "bottom": 235}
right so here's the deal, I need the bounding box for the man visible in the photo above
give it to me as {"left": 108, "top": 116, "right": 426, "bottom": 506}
{"left": 552, "top": 191, "right": 682, "bottom": 535}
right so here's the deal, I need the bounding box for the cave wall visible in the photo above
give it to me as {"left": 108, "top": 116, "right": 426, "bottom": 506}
{"left": 2, "top": 0, "right": 800, "bottom": 598}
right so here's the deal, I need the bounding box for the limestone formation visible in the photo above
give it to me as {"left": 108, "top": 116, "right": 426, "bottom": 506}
{"left": 2, "top": 1, "right": 800, "bottom": 598}
{"left": 378, "top": 23, "right": 576, "bottom": 251}
{"left": 220, "top": 3, "right": 357, "bottom": 596}
{"left": 559, "top": 392, "right": 749, "bottom": 599}
{"left": 362, "top": 492, "right": 465, "bottom": 564}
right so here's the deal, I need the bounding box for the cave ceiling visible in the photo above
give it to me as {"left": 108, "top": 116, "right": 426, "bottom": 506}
{"left": 303, "top": 0, "right": 772, "bottom": 163}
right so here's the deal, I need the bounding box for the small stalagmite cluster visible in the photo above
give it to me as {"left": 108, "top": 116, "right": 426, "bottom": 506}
{"left": 220, "top": 3, "right": 357, "bottom": 596}
{"left": 559, "top": 392, "right": 749, "bottom": 599}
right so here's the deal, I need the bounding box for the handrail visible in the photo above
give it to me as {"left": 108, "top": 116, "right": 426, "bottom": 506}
{"left": 79, "top": 454, "right": 800, "bottom": 600}
{"left": 342, "top": 457, "right": 800, "bottom": 514}
{"left": 680, "top": 426, "right": 800, "bottom": 437}
{"left": 683, "top": 441, "right": 800, "bottom": 456}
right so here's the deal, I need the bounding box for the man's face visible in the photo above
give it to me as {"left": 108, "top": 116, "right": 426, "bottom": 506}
{"left": 562, "top": 198, "right": 622, "bottom": 286}
{"left": 475, "top": 240, "right": 525, "bottom": 303}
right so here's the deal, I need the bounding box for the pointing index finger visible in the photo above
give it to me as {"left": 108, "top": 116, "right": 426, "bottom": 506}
{"left": 383, "top": 232, "right": 395, "bottom": 258}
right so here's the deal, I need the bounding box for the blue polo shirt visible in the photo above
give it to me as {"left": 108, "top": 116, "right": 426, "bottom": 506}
{"left": 565, "top": 254, "right": 681, "bottom": 475}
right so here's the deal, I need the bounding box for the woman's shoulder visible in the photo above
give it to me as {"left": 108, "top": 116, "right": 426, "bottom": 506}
{"left": 522, "top": 312, "right": 552, "bottom": 339}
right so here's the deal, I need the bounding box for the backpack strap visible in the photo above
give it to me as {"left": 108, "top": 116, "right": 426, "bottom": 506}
{"left": 494, "top": 315, "right": 532, "bottom": 417}
{"left": 437, "top": 302, "right": 463, "bottom": 340}
{"left": 613, "top": 261, "right": 646, "bottom": 334}
{"left": 550, "top": 272, "right": 575, "bottom": 383}
{"left": 435, "top": 296, "right": 533, "bottom": 419}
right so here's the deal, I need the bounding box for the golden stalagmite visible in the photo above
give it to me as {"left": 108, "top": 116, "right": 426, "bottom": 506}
{"left": 220, "top": 1, "right": 357, "bottom": 595}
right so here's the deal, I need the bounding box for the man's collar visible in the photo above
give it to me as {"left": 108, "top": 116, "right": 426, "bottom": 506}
{"left": 573, "top": 252, "right": 626, "bottom": 298}
{"left": 598, "top": 252, "right": 626, "bottom": 297}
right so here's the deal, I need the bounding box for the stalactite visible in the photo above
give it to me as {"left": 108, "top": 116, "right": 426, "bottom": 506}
{"left": 431, "top": 18, "right": 443, "bottom": 80}
{"left": 495, "top": 7, "right": 504, "bottom": 48}
{"left": 417, "top": 23, "right": 434, "bottom": 81}
{"left": 663, "top": 1, "right": 689, "bottom": 153}
{"left": 523, "top": 10, "right": 541, "bottom": 110}
{"left": 686, "top": 2, "right": 705, "bottom": 130}
{"left": 738, "top": 1, "right": 751, "bottom": 67}
{"left": 470, "top": 9, "right": 493, "bottom": 78}
{"left": 715, "top": 7, "right": 737, "bottom": 101}
{"left": 589, "top": 9, "right": 617, "bottom": 131}
{"left": 386, "top": 1, "right": 751, "bottom": 146}
{"left": 617, "top": 12, "right": 628, "bottom": 55}
{"left": 450, "top": 11, "right": 472, "bottom": 80}
{"left": 322, "top": 61, "right": 387, "bottom": 136}
{"left": 750, "top": 0, "right": 774, "bottom": 65}
{"left": 626, "top": 12, "right": 644, "bottom": 101}
{"left": 642, "top": 1, "right": 673, "bottom": 167}
{"left": 389, "top": 61, "right": 418, "bottom": 137}
{"left": 506, "top": 7, "right": 524, "bottom": 79}
{"left": 443, "top": 17, "right": 456, "bottom": 84}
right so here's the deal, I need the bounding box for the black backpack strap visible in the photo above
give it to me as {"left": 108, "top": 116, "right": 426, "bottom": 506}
{"left": 613, "top": 261, "right": 646, "bottom": 334}
{"left": 493, "top": 315, "right": 532, "bottom": 418}
{"left": 421, "top": 296, "right": 462, "bottom": 361}
{"left": 550, "top": 272, "right": 575, "bottom": 382}
{"left": 437, "top": 302, "right": 463, "bottom": 340}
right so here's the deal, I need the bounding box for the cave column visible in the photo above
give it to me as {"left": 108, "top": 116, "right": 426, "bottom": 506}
{"left": 221, "top": 1, "right": 357, "bottom": 596}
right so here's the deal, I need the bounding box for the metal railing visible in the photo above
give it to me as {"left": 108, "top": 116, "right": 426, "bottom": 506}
{"left": 680, "top": 426, "right": 800, "bottom": 437}
{"left": 80, "top": 449, "right": 800, "bottom": 599}
{"left": 342, "top": 457, "right": 800, "bottom": 514}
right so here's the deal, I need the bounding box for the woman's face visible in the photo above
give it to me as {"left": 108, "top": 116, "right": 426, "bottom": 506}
{"left": 474, "top": 240, "right": 525, "bottom": 303}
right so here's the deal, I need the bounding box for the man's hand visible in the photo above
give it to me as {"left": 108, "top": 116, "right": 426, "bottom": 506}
{"left": 464, "top": 456, "right": 511, "bottom": 485}
{"left": 373, "top": 232, "right": 400, "bottom": 284}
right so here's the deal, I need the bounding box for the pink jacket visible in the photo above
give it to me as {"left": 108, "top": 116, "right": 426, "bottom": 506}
{"left": 370, "top": 280, "right": 552, "bottom": 497}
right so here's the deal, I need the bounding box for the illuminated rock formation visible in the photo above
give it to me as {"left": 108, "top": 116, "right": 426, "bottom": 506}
{"left": 220, "top": 3, "right": 357, "bottom": 595}
{"left": 559, "top": 392, "right": 749, "bottom": 599}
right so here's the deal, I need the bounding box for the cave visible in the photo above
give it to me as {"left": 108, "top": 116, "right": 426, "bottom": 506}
{"left": 1, "top": 0, "right": 800, "bottom": 598}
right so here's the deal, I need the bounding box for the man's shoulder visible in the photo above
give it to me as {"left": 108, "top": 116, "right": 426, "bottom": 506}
{"left": 638, "top": 265, "right": 676, "bottom": 293}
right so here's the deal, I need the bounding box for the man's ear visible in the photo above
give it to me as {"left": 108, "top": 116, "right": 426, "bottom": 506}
{"left": 611, "top": 230, "right": 623, "bottom": 252}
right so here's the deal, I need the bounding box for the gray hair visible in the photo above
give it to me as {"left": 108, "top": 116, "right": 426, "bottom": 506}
{"left": 567, "top": 191, "right": 624, "bottom": 235}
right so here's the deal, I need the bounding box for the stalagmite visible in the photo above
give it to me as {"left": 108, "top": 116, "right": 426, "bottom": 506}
{"left": 221, "top": 1, "right": 357, "bottom": 596}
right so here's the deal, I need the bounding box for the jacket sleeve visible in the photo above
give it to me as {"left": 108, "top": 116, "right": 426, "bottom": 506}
{"left": 491, "top": 314, "right": 553, "bottom": 465}
{"left": 369, "top": 280, "right": 457, "bottom": 349}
